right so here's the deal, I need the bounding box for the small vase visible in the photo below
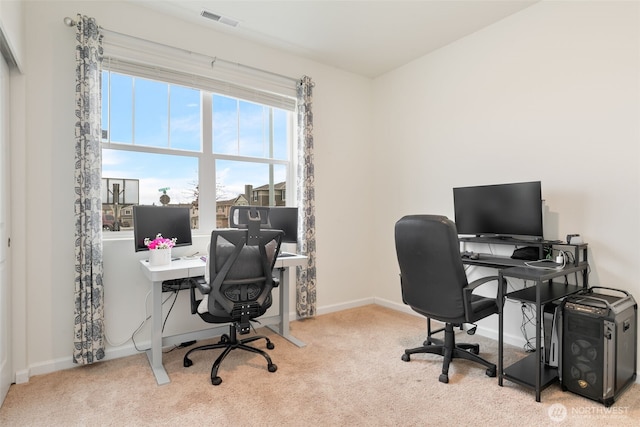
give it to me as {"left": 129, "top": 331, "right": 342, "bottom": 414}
{"left": 149, "top": 248, "right": 171, "bottom": 266}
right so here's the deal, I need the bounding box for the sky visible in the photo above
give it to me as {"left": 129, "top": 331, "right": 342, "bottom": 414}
{"left": 101, "top": 71, "right": 289, "bottom": 206}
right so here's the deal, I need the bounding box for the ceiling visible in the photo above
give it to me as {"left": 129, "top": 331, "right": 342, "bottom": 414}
{"left": 130, "top": 0, "right": 539, "bottom": 78}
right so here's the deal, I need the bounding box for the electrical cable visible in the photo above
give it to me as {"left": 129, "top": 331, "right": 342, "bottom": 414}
{"left": 162, "top": 289, "right": 180, "bottom": 333}
{"left": 520, "top": 302, "right": 537, "bottom": 352}
{"left": 504, "top": 277, "right": 518, "bottom": 294}
{"left": 104, "top": 288, "right": 153, "bottom": 348}
{"left": 130, "top": 290, "right": 175, "bottom": 352}
{"left": 524, "top": 253, "right": 566, "bottom": 270}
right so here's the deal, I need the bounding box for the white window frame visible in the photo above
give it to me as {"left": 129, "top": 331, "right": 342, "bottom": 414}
{"left": 100, "top": 38, "right": 298, "bottom": 237}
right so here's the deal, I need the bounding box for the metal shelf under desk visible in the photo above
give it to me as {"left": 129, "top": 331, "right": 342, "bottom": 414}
{"left": 497, "top": 262, "right": 589, "bottom": 402}
{"left": 503, "top": 352, "right": 558, "bottom": 391}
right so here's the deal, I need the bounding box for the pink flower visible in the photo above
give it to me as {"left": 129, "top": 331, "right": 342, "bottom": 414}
{"left": 144, "top": 233, "right": 177, "bottom": 250}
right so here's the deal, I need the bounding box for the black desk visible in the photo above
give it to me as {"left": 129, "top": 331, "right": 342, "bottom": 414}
{"left": 462, "top": 253, "right": 529, "bottom": 268}
{"left": 460, "top": 237, "right": 589, "bottom": 402}
{"left": 497, "top": 263, "right": 589, "bottom": 402}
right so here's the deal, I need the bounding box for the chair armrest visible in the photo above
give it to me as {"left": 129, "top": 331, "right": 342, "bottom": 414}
{"left": 195, "top": 277, "right": 210, "bottom": 294}
{"left": 466, "top": 275, "right": 500, "bottom": 292}
{"left": 189, "top": 277, "right": 209, "bottom": 314}
{"left": 463, "top": 275, "right": 501, "bottom": 323}
{"left": 463, "top": 275, "right": 499, "bottom": 310}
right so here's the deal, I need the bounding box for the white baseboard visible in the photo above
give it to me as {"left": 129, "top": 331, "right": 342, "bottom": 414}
{"left": 312, "top": 297, "right": 375, "bottom": 317}
{"left": 14, "top": 298, "right": 378, "bottom": 383}
{"left": 14, "top": 298, "right": 634, "bottom": 385}
{"left": 21, "top": 356, "right": 78, "bottom": 382}
{"left": 20, "top": 342, "right": 159, "bottom": 383}
{"left": 14, "top": 369, "right": 29, "bottom": 384}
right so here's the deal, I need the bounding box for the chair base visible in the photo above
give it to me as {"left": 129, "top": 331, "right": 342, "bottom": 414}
{"left": 402, "top": 323, "right": 496, "bottom": 383}
{"left": 183, "top": 324, "right": 277, "bottom": 385}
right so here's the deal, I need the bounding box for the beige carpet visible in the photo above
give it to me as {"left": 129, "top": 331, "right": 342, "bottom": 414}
{"left": 1, "top": 305, "right": 638, "bottom": 426}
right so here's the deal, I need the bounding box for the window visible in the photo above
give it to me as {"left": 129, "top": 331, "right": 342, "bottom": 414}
{"left": 101, "top": 67, "right": 295, "bottom": 234}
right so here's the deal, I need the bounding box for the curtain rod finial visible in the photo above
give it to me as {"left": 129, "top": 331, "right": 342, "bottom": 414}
{"left": 64, "top": 17, "right": 76, "bottom": 27}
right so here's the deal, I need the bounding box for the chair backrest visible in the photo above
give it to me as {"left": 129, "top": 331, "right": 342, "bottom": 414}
{"left": 208, "top": 223, "right": 283, "bottom": 325}
{"left": 394, "top": 215, "right": 469, "bottom": 323}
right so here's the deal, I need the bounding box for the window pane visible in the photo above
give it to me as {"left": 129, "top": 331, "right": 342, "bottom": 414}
{"left": 212, "top": 94, "right": 238, "bottom": 155}
{"left": 272, "top": 108, "right": 288, "bottom": 160}
{"left": 108, "top": 73, "right": 133, "bottom": 144}
{"left": 103, "top": 148, "right": 198, "bottom": 207}
{"left": 170, "top": 85, "right": 201, "bottom": 151}
{"left": 134, "top": 78, "right": 168, "bottom": 147}
{"left": 212, "top": 96, "right": 278, "bottom": 159}
{"left": 215, "top": 159, "right": 287, "bottom": 206}
{"left": 239, "top": 101, "right": 267, "bottom": 158}
{"left": 101, "top": 64, "right": 295, "bottom": 236}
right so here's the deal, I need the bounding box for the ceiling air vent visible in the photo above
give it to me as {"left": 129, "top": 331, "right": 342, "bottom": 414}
{"left": 201, "top": 10, "right": 239, "bottom": 27}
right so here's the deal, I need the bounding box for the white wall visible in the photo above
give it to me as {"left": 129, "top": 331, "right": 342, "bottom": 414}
{"left": 372, "top": 0, "right": 640, "bottom": 349}
{"left": 13, "top": 0, "right": 374, "bottom": 378}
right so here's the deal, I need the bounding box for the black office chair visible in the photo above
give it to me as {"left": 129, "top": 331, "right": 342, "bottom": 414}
{"left": 184, "top": 217, "right": 283, "bottom": 385}
{"left": 394, "top": 214, "right": 499, "bottom": 383}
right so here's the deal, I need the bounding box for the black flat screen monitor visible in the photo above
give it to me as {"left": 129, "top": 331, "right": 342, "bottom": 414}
{"left": 268, "top": 207, "right": 298, "bottom": 244}
{"left": 132, "top": 205, "right": 193, "bottom": 252}
{"left": 453, "top": 181, "right": 543, "bottom": 239}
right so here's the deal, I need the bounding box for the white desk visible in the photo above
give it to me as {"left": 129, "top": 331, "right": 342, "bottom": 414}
{"left": 139, "top": 252, "right": 307, "bottom": 385}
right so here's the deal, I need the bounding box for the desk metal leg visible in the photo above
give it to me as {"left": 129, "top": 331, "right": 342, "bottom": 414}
{"left": 146, "top": 279, "right": 170, "bottom": 385}
{"left": 498, "top": 273, "right": 503, "bottom": 386}
{"left": 266, "top": 267, "right": 306, "bottom": 348}
{"left": 535, "top": 282, "right": 542, "bottom": 402}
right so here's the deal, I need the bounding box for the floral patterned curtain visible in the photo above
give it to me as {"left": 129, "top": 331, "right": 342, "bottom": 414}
{"left": 73, "top": 15, "right": 105, "bottom": 364}
{"left": 296, "top": 76, "right": 317, "bottom": 318}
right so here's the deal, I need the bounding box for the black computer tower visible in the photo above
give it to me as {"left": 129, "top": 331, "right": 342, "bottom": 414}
{"left": 561, "top": 287, "right": 637, "bottom": 407}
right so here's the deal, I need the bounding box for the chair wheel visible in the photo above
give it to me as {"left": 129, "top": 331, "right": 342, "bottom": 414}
{"left": 183, "top": 358, "right": 193, "bottom": 368}
{"left": 471, "top": 345, "right": 480, "bottom": 355}
{"left": 486, "top": 366, "right": 496, "bottom": 377}
{"left": 268, "top": 363, "right": 277, "bottom": 373}
{"left": 401, "top": 353, "right": 410, "bottom": 362}
{"left": 439, "top": 374, "right": 449, "bottom": 383}
{"left": 211, "top": 376, "right": 222, "bottom": 385}
{"left": 267, "top": 342, "right": 275, "bottom": 350}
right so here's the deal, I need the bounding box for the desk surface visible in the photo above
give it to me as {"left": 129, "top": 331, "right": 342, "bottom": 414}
{"left": 140, "top": 253, "right": 308, "bottom": 282}
{"left": 499, "top": 261, "right": 588, "bottom": 281}
{"left": 461, "top": 254, "right": 527, "bottom": 268}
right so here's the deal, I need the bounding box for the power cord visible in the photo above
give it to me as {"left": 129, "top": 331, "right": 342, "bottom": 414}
{"left": 520, "top": 302, "right": 536, "bottom": 352}
{"left": 105, "top": 288, "right": 154, "bottom": 349}
{"left": 130, "top": 290, "right": 178, "bottom": 353}
{"left": 524, "top": 250, "right": 567, "bottom": 270}
{"left": 163, "top": 340, "right": 196, "bottom": 354}
{"left": 106, "top": 278, "right": 200, "bottom": 352}
{"left": 162, "top": 290, "right": 180, "bottom": 333}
